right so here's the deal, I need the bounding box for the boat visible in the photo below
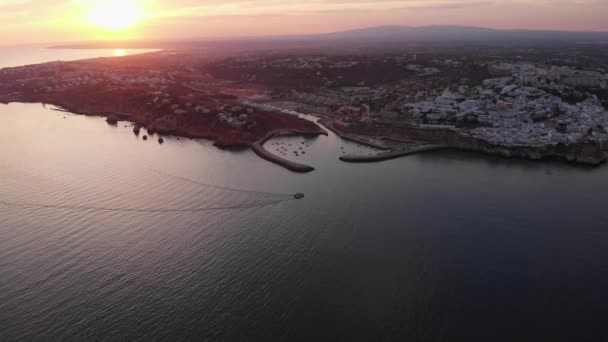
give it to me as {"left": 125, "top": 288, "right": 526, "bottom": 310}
{"left": 294, "top": 193, "right": 305, "bottom": 199}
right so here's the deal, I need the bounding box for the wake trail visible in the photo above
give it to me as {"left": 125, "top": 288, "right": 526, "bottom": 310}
{"left": 0, "top": 198, "right": 290, "bottom": 214}
{"left": 146, "top": 168, "right": 292, "bottom": 198}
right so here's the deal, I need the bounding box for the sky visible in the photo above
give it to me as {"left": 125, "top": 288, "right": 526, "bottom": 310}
{"left": 1, "top": 0, "right": 608, "bottom": 45}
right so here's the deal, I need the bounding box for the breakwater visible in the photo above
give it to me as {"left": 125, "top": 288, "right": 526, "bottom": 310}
{"left": 246, "top": 128, "right": 328, "bottom": 173}
{"left": 339, "top": 122, "right": 606, "bottom": 166}
{"left": 340, "top": 144, "right": 447, "bottom": 163}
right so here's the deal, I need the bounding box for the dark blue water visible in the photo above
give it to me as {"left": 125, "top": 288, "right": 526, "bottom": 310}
{"left": 2, "top": 51, "right": 608, "bottom": 341}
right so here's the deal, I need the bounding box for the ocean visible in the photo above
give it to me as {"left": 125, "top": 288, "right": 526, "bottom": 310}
{"left": 1, "top": 47, "right": 608, "bottom": 341}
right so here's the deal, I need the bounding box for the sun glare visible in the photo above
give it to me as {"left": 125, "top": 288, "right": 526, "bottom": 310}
{"left": 88, "top": 0, "right": 142, "bottom": 31}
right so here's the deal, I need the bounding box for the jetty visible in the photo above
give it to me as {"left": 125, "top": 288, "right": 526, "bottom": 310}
{"left": 249, "top": 142, "right": 315, "bottom": 173}
{"left": 247, "top": 128, "right": 327, "bottom": 173}
{"left": 340, "top": 144, "right": 447, "bottom": 163}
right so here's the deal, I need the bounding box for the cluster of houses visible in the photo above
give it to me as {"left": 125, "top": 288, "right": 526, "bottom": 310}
{"left": 490, "top": 62, "right": 607, "bottom": 90}
{"left": 216, "top": 106, "right": 254, "bottom": 128}
{"left": 401, "top": 62, "right": 608, "bottom": 146}
{"left": 228, "top": 56, "right": 364, "bottom": 70}
{"left": 0, "top": 61, "right": 175, "bottom": 93}
{"left": 1, "top": 59, "right": 265, "bottom": 130}
{"left": 291, "top": 86, "right": 391, "bottom": 110}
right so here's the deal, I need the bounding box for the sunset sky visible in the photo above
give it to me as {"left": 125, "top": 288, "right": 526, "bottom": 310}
{"left": 2, "top": 0, "right": 608, "bottom": 45}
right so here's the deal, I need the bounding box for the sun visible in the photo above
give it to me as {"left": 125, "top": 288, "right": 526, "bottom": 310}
{"left": 88, "top": 0, "right": 143, "bottom": 31}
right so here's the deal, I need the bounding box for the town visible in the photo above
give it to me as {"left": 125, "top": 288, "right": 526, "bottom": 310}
{"left": 1, "top": 43, "right": 608, "bottom": 170}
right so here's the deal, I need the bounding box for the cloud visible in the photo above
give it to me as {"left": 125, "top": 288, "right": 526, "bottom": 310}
{"left": 0, "top": 0, "right": 30, "bottom": 6}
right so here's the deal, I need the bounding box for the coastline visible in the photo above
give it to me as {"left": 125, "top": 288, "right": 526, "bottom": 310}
{"left": 2, "top": 49, "right": 606, "bottom": 170}
{"left": 2, "top": 100, "right": 327, "bottom": 172}
{"left": 323, "top": 119, "right": 607, "bottom": 166}
{"left": 3, "top": 98, "right": 606, "bottom": 168}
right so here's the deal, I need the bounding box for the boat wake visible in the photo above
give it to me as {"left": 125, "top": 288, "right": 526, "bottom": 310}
{"left": 0, "top": 166, "right": 298, "bottom": 215}
{"left": 0, "top": 198, "right": 287, "bottom": 213}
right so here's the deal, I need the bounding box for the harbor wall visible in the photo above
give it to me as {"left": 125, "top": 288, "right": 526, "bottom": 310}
{"left": 343, "top": 123, "right": 606, "bottom": 165}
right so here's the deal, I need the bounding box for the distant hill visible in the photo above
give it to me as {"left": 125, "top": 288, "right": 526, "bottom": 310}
{"left": 51, "top": 25, "right": 608, "bottom": 51}
{"left": 322, "top": 25, "right": 498, "bottom": 39}
{"left": 313, "top": 25, "right": 608, "bottom": 43}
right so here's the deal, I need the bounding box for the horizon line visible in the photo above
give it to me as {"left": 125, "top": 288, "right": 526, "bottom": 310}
{"left": 4, "top": 24, "right": 608, "bottom": 48}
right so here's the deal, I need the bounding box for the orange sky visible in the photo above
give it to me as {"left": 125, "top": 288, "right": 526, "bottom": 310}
{"left": 2, "top": 0, "right": 608, "bottom": 45}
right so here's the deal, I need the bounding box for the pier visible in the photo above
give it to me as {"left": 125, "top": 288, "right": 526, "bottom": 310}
{"left": 249, "top": 142, "right": 315, "bottom": 173}
{"left": 247, "top": 128, "right": 327, "bottom": 173}
{"left": 340, "top": 144, "right": 447, "bottom": 163}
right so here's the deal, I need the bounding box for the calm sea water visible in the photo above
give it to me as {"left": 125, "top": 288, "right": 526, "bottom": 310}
{"left": 0, "top": 46, "right": 158, "bottom": 68}
{"left": 1, "top": 49, "right": 608, "bottom": 341}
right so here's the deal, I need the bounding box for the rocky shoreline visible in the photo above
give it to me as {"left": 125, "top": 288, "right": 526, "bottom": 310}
{"left": 1, "top": 99, "right": 327, "bottom": 172}
{"left": 326, "top": 120, "right": 607, "bottom": 166}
